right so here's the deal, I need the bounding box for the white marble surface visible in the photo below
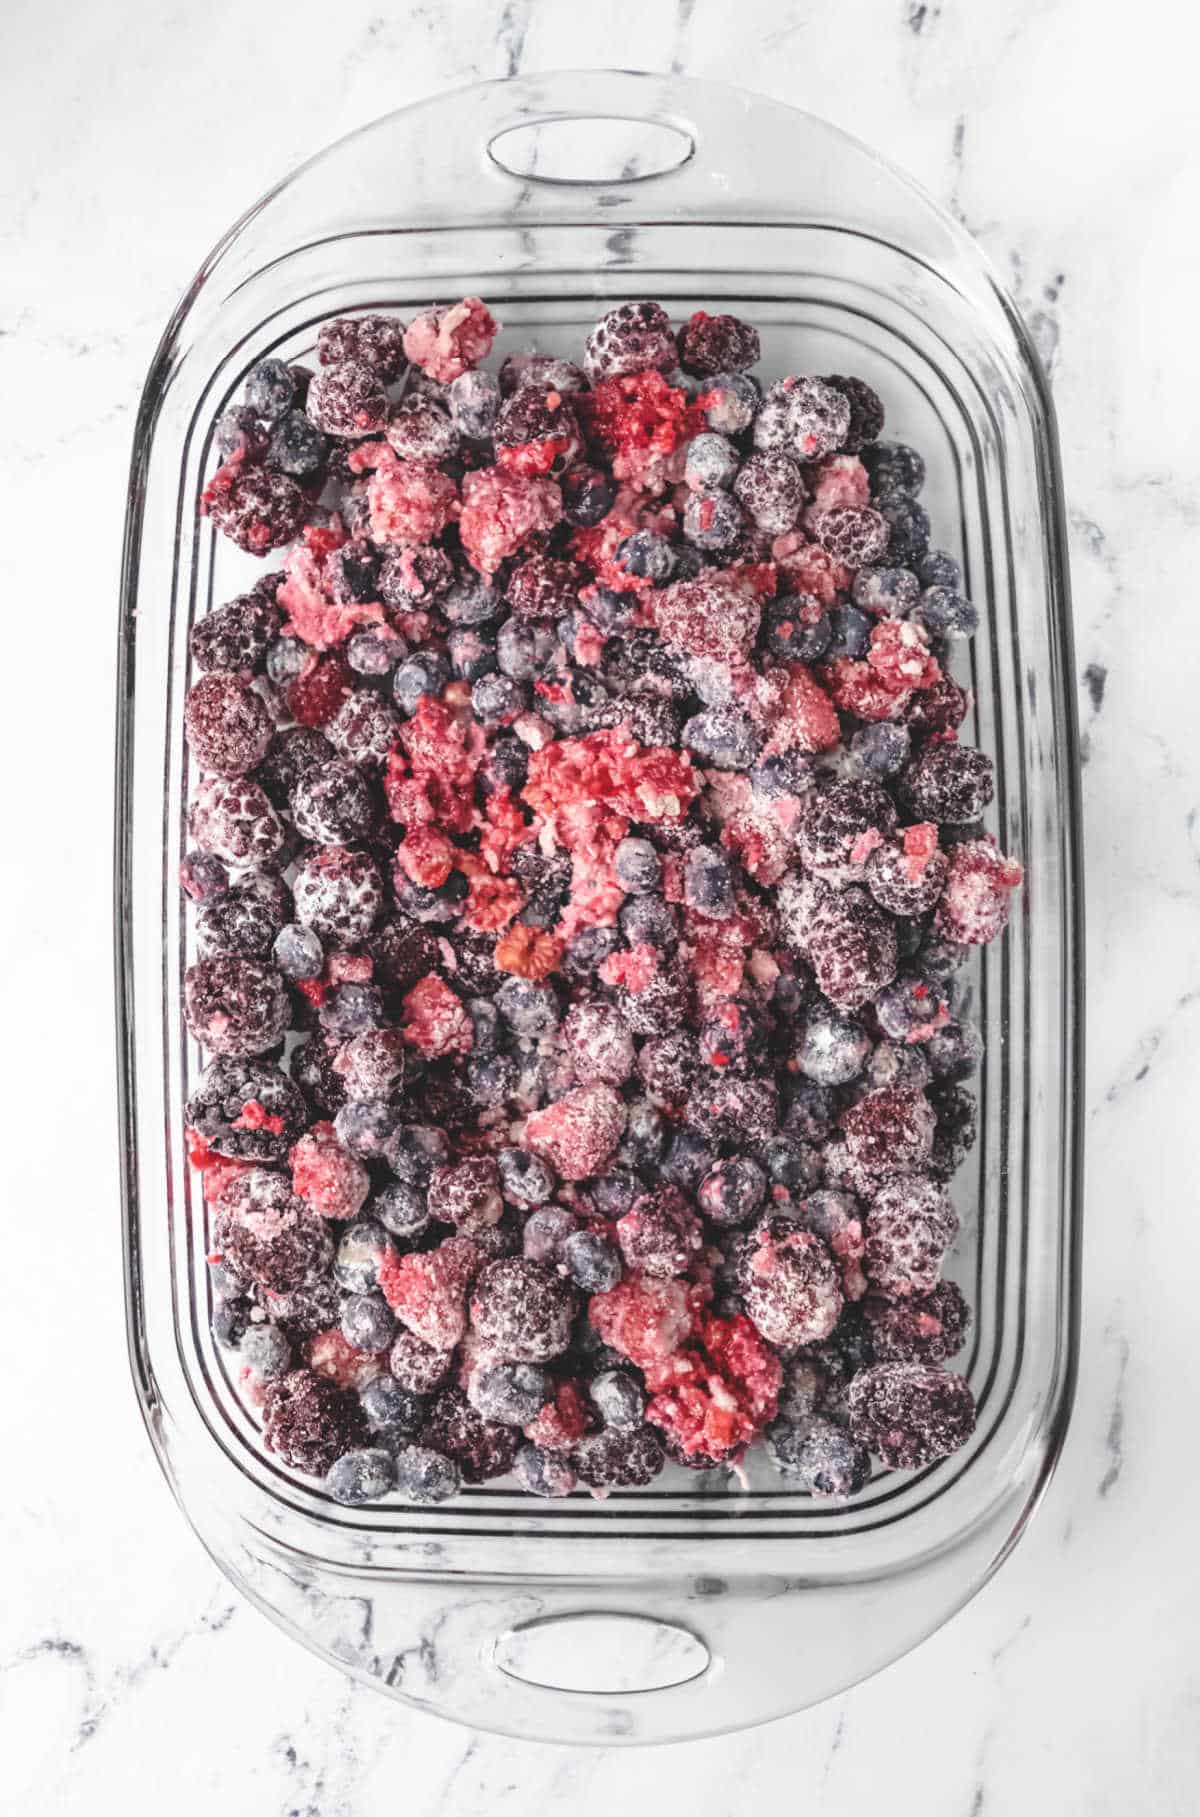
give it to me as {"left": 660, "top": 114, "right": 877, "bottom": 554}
{"left": 3, "top": 0, "right": 1199, "bottom": 1809}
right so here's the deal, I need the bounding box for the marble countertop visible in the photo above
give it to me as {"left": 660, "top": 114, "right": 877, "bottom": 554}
{"left": 4, "top": 0, "right": 1197, "bottom": 1810}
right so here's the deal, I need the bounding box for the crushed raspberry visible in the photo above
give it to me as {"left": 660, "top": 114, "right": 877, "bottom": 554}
{"left": 401, "top": 974, "right": 474, "bottom": 1057}
{"left": 598, "top": 943, "right": 660, "bottom": 993}
{"left": 523, "top": 1084, "right": 627, "bottom": 1182}
{"left": 379, "top": 1237, "right": 479, "bottom": 1350}
{"left": 805, "top": 453, "right": 870, "bottom": 513}
{"left": 576, "top": 370, "right": 705, "bottom": 488}
{"left": 589, "top": 1276, "right": 705, "bottom": 1375}
{"left": 367, "top": 450, "right": 459, "bottom": 546}
{"left": 821, "top": 656, "right": 912, "bottom": 722}
{"left": 458, "top": 467, "right": 561, "bottom": 575}
{"left": 902, "top": 821, "right": 941, "bottom": 880}
{"left": 772, "top": 535, "right": 852, "bottom": 604}
{"left": 277, "top": 545, "right": 384, "bottom": 651}
{"left": 935, "top": 838, "right": 1024, "bottom": 944}
{"left": 494, "top": 923, "right": 564, "bottom": 980}
{"left": 646, "top": 1314, "right": 782, "bottom": 1463}
{"left": 524, "top": 1379, "right": 591, "bottom": 1451}
{"left": 403, "top": 297, "right": 499, "bottom": 383}
{"left": 291, "top": 1121, "right": 370, "bottom": 1221}
{"left": 496, "top": 434, "right": 573, "bottom": 477}
{"left": 231, "top": 1099, "right": 286, "bottom": 1136}
{"left": 396, "top": 826, "right": 458, "bottom": 890}
{"left": 569, "top": 514, "right": 653, "bottom": 593}
{"left": 307, "top": 1328, "right": 384, "bottom": 1390}
{"left": 479, "top": 787, "right": 532, "bottom": 874}
{"left": 523, "top": 728, "right": 697, "bottom": 862}
{"left": 762, "top": 663, "right": 842, "bottom": 756}
{"left": 867, "top": 619, "right": 941, "bottom": 693}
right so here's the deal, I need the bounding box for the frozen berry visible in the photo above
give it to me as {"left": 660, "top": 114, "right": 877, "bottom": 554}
{"left": 393, "top": 1442, "right": 461, "bottom": 1502}
{"left": 573, "top": 1424, "right": 665, "bottom": 1489}
{"left": 865, "top": 1278, "right": 971, "bottom": 1364}
{"left": 863, "top": 1174, "right": 957, "bottom": 1295}
{"left": 385, "top": 393, "right": 458, "bottom": 461}
{"left": 307, "top": 363, "right": 389, "bottom": 437}
{"left": 807, "top": 886, "right": 898, "bottom": 1011}
{"left": 698, "top": 370, "right": 760, "bottom": 434}
{"left": 262, "top": 1369, "right": 366, "bottom": 1474}
{"left": 318, "top": 314, "right": 407, "bottom": 380}
{"left": 340, "top": 1292, "right": 396, "bottom": 1354}
{"left": 684, "top": 431, "right": 739, "bottom": 491}
{"left": 682, "top": 489, "right": 744, "bottom": 551}
{"left": 767, "top": 1415, "right": 871, "bottom": 1496}
{"left": 754, "top": 376, "right": 850, "bottom": 462}
{"left": 514, "top": 1444, "right": 577, "bottom": 1498}
{"left": 468, "top": 1362, "right": 551, "bottom": 1426}
{"left": 863, "top": 441, "right": 925, "bottom": 497}
{"left": 736, "top": 1216, "right": 843, "bottom": 1348}
{"left": 809, "top": 505, "right": 889, "bottom": 567}
{"left": 935, "top": 838, "right": 1023, "bottom": 944}
{"left": 191, "top": 593, "right": 281, "bottom": 676}
{"left": 185, "top": 954, "right": 288, "bottom": 1057}
{"left": 877, "top": 493, "right": 931, "bottom": 564}
{"left": 697, "top": 1156, "right": 767, "bottom": 1227}
{"left": 524, "top": 1084, "right": 627, "bottom": 1182}
{"left": 203, "top": 462, "right": 310, "bottom": 554}
{"left": 683, "top": 705, "right": 762, "bottom": 770}
{"left": 847, "top": 1362, "right": 975, "bottom": 1469}
{"left": 796, "top": 1005, "right": 872, "bottom": 1086}
{"left": 851, "top": 564, "right": 920, "bottom": 618}
{"left": 822, "top": 375, "right": 884, "bottom": 452}
{"left": 585, "top": 300, "right": 676, "bottom": 383}
{"left": 925, "top": 1019, "right": 983, "bottom": 1083}
{"left": 421, "top": 1385, "right": 518, "bottom": 1483}
{"left": 239, "top": 1323, "right": 293, "bottom": 1382}
{"left": 904, "top": 745, "right": 994, "bottom": 826}
{"left": 912, "top": 586, "right": 979, "bottom": 640}
{"left": 470, "top": 1258, "right": 576, "bottom": 1362}
{"left": 184, "top": 673, "right": 274, "bottom": 778}
{"left": 293, "top": 847, "right": 384, "bottom": 944}
{"left": 268, "top": 411, "right": 329, "bottom": 481}
{"left": 186, "top": 1056, "right": 307, "bottom": 1161}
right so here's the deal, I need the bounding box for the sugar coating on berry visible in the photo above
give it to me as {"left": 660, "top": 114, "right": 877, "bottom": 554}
{"left": 378, "top": 1236, "right": 479, "bottom": 1350}
{"left": 523, "top": 1083, "right": 627, "bottom": 1182}
{"left": 847, "top": 1362, "right": 975, "bottom": 1469}
{"left": 213, "top": 1168, "right": 332, "bottom": 1294}
{"left": 293, "top": 847, "right": 384, "bottom": 945}
{"left": 185, "top": 954, "right": 289, "bottom": 1057}
{"left": 291, "top": 1121, "right": 370, "bottom": 1221}
{"left": 806, "top": 886, "right": 898, "bottom": 1011}
{"left": 865, "top": 1278, "right": 971, "bottom": 1363}
{"left": 185, "top": 672, "right": 274, "bottom": 777}
{"left": 188, "top": 777, "right": 284, "bottom": 866}
{"left": 469, "top": 1258, "right": 577, "bottom": 1362}
{"left": 736, "top": 1217, "right": 843, "bottom": 1348}
{"left": 864, "top": 1175, "right": 958, "bottom": 1295}
{"left": 403, "top": 298, "right": 499, "bottom": 383}
{"left": 585, "top": 301, "right": 677, "bottom": 382}
{"left": 261, "top": 1369, "right": 366, "bottom": 1473}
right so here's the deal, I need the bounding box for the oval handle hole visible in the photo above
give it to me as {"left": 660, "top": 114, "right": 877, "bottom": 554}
{"left": 494, "top": 1613, "right": 711, "bottom": 1695}
{"left": 488, "top": 116, "right": 694, "bottom": 186}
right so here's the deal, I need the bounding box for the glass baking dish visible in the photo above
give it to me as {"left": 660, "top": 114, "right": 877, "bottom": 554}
{"left": 115, "top": 70, "right": 1083, "bottom": 1744}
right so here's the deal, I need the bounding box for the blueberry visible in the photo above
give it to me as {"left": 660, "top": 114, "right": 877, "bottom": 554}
{"left": 372, "top": 1180, "right": 430, "bottom": 1243}
{"left": 245, "top": 358, "right": 297, "bottom": 422}
{"left": 763, "top": 598, "right": 832, "bottom": 664}
{"left": 267, "top": 409, "right": 329, "bottom": 481}
{"left": 468, "top": 1362, "right": 551, "bottom": 1425}
{"left": 360, "top": 1374, "right": 427, "bottom": 1441}
{"left": 442, "top": 579, "right": 503, "bottom": 626}
{"left": 781, "top": 1077, "right": 838, "bottom": 1141}
{"left": 448, "top": 368, "right": 500, "bottom": 439}
{"left": 863, "top": 441, "right": 926, "bottom": 498}
{"left": 266, "top": 636, "right": 310, "bottom": 686}
{"left": 683, "top": 489, "right": 744, "bottom": 550}
{"left": 659, "top": 1128, "right": 717, "bottom": 1192}
{"left": 760, "top": 1136, "right": 821, "bottom": 1192}
{"left": 471, "top": 673, "right": 525, "bottom": 724}
{"left": 684, "top": 431, "right": 740, "bottom": 491}
{"left": 340, "top": 1291, "right": 396, "bottom": 1353}
{"left": 333, "top": 1217, "right": 393, "bottom": 1292}
{"left": 448, "top": 627, "right": 497, "bottom": 682}
{"left": 918, "top": 548, "right": 962, "bottom": 590}
{"left": 584, "top": 1169, "right": 641, "bottom": 1219}
{"left": 850, "top": 565, "right": 921, "bottom": 618}
{"left": 330, "top": 1100, "right": 392, "bottom": 1164}
{"left": 563, "top": 926, "right": 622, "bottom": 978}
{"left": 684, "top": 846, "right": 735, "bottom": 918}
{"left": 582, "top": 587, "right": 642, "bottom": 633}
{"left": 560, "top": 464, "right": 616, "bottom": 527}
{"left": 495, "top": 976, "right": 559, "bottom": 1037}
{"left": 238, "top": 1323, "right": 292, "bottom": 1381}
{"left": 796, "top": 1006, "right": 873, "bottom": 1085}
{"left": 697, "top": 1156, "right": 767, "bottom": 1226}
{"left": 766, "top": 1417, "right": 870, "bottom": 1498}
{"left": 850, "top": 722, "right": 910, "bottom": 777}
{"left": 213, "top": 1296, "right": 251, "bottom": 1348}
{"left": 877, "top": 494, "right": 931, "bottom": 564}
{"left": 825, "top": 605, "right": 872, "bottom": 660}
{"left": 480, "top": 731, "right": 529, "bottom": 793}
{"left": 179, "top": 850, "right": 231, "bottom": 903}
{"left": 618, "top": 1102, "right": 666, "bottom": 1174}
{"left": 683, "top": 706, "right": 762, "bottom": 770}
{"left": 393, "top": 1444, "right": 461, "bottom": 1504}
{"left": 522, "top": 1205, "right": 577, "bottom": 1261}
{"left": 618, "top": 894, "right": 678, "bottom": 948}
{"left": 393, "top": 649, "right": 450, "bottom": 715}
{"left": 925, "top": 1018, "right": 983, "bottom": 1082}
{"left": 911, "top": 587, "right": 979, "bottom": 640}
{"left": 463, "top": 997, "right": 500, "bottom": 1056}
{"left": 320, "top": 983, "right": 384, "bottom": 1041}
{"left": 498, "top": 1147, "right": 555, "bottom": 1207}
{"left": 614, "top": 529, "right": 676, "bottom": 585}
{"left": 384, "top": 1124, "right": 449, "bottom": 1186}
{"left": 613, "top": 836, "right": 662, "bottom": 895}
{"left": 347, "top": 629, "right": 405, "bottom": 678}
{"left": 671, "top": 544, "right": 706, "bottom": 580}
{"left": 589, "top": 1369, "right": 645, "bottom": 1431}
{"left": 699, "top": 370, "right": 761, "bottom": 435}
{"left": 514, "top": 1444, "right": 578, "bottom": 1498}
{"left": 750, "top": 751, "right": 811, "bottom": 798}
{"left": 497, "top": 617, "right": 555, "bottom": 681}
{"left": 467, "top": 1051, "right": 518, "bottom": 1108}
{"left": 324, "top": 1446, "right": 396, "bottom": 1505}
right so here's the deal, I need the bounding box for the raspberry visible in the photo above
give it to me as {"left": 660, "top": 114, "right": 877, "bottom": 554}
{"left": 202, "top": 460, "right": 310, "bottom": 554}
{"left": 647, "top": 1314, "right": 781, "bottom": 1463}
{"left": 185, "top": 954, "right": 289, "bottom": 1057}
{"left": 308, "top": 1327, "right": 386, "bottom": 1390}
{"left": 365, "top": 452, "right": 458, "bottom": 546}
{"left": 847, "top": 1362, "right": 975, "bottom": 1469}
{"left": 589, "top": 1274, "right": 700, "bottom": 1374}
{"left": 458, "top": 466, "right": 562, "bottom": 575}
{"left": 821, "top": 656, "right": 912, "bottom": 722}
{"left": 677, "top": 310, "right": 761, "bottom": 377}
{"left": 291, "top": 1121, "right": 370, "bottom": 1221}
{"left": 867, "top": 619, "right": 941, "bottom": 694}
{"left": 935, "top": 838, "right": 1023, "bottom": 944}
{"left": 576, "top": 369, "right": 703, "bottom": 486}
{"left": 523, "top": 1379, "right": 591, "bottom": 1452}
{"left": 318, "top": 314, "right": 407, "bottom": 380}
{"left": 285, "top": 651, "right": 353, "bottom": 728}
{"left": 736, "top": 1217, "right": 843, "bottom": 1348}
{"left": 379, "top": 1236, "right": 478, "bottom": 1350}
{"left": 306, "top": 363, "right": 390, "bottom": 437}
{"left": 523, "top": 1084, "right": 628, "bottom": 1182}
{"left": 403, "top": 297, "right": 499, "bottom": 383}
{"left": 864, "top": 1278, "right": 971, "bottom": 1363}
{"left": 262, "top": 1369, "right": 366, "bottom": 1473}
{"left": 585, "top": 301, "right": 677, "bottom": 382}
{"left": 400, "top": 974, "right": 474, "bottom": 1057}
{"left": 213, "top": 1169, "right": 332, "bottom": 1294}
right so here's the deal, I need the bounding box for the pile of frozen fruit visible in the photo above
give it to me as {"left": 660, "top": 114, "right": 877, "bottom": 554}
{"left": 182, "top": 295, "right": 1021, "bottom": 1507}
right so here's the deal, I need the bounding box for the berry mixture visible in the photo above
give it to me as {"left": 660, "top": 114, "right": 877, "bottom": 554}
{"left": 186, "top": 302, "right": 1020, "bottom": 1506}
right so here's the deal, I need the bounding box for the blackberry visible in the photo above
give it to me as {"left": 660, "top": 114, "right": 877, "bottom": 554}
{"left": 468, "top": 1363, "right": 550, "bottom": 1426}
{"left": 262, "top": 1370, "right": 366, "bottom": 1474}
{"left": 186, "top": 1056, "right": 307, "bottom": 1162}
{"left": 677, "top": 310, "right": 760, "bottom": 377}
{"left": 190, "top": 593, "right": 281, "bottom": 675}
{"left": 366, "top": 918, "right": 440, "bottom": 994}
{"left": 360, "top": 1374, "right": 427, "bottom": 1442}
{"left": 903, "top": 744, "right": 994, "bottom": 824}
{"left": 865, "top": 837, "right": 950, "bottom": 918}
{"left": 267, "top": 410, "right": 329, "bottom": 481}
{"left": 292, "top": 847, "right": 384, "bottom": 944}
{"left": 289, "top": 1032, "right": 347, "bottom": 1117}
{"left": 810, "top": 505, "right": 889, "bottom": 567}
{"left": 753, "top": 376, "right": 850, "bottom": 463}
{"left": 306, "top": 363, "right": 389, "bottom": 437}
{"left": 821, "top": 375, "right": 885, "bottom": 452}
{"left": 877, "top": 494, "right": 931, "bottom": 564}
{"left": 340, "top": 1292, "right": 397, "bottom": 1354}
{"left": 385, "top": 394, "right": 458, "bottom": 461}
{"left": 735, "top": 1216, "right": 843, "bottom": 1348}
{"left": 573, "top": 1425, "right": 665, "bottom": 1489}
{"left": 390, "top": 1330, "right": 455, "bottom": 1397}
{"left": 682, "top": 705, "right": 762, "bottom": 770}
{"left": 584, "top": 300, "right": 677, "bottom": 382}
{"left": 214, "top": 1169, "right": 333, "bottom": 1295}
{"left": 318, "top": 314, "right": 407, "bottom": 380}
{"left": 494, "top": 386, "right": 580, "bottom": 473}
{"left": 184, "top": 954, "right": 289, "bottom": 1057}
{"left": 470, "top": 1259, "right": 576, "bottom": 1363}
{"left": 560, "top": 464, "right": 616, "bottom": 528}
{"left": 185, "top": 672, "right": 274, "bottom": 778}
{"left": 697, "top": 1156, "right": 767, "bottom": 1227}
{"left": 929, "top": 1083, "right": 978, "bottom": 1178}
{"left": 865, "top": 1279, "right": 971, "bottom": 1365}
{"left": 291, "top": 759, "right": 377, "bottom": 844}
{"left": 846, "top": 1363, "right": 975, "bottom": 1470}
{"left": 797, "top": 780, "right": 898, "bottom": 879}
{"left": 863, "top": 441, "right": 925, "bottom": 498}
{"left": 863, "top": 1174, "right": 956, "bottom": 1295}
{"left": 420, "top": 1387, "right": 520, "bottom": 1483}
{"left": 733, "top": 451, "right": 806, "bottom": 534}
{"left": 196, "top": 881, "right": 282, "bottom": 960}
{"left": 804, "top": 879, "right": 899, "bottom": 1016}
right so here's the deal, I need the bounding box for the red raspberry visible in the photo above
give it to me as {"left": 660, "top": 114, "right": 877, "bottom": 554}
{"left": 867, "top": 619, "right": 941, "bottom": 693}
{"left": 458, "top": 467, "right": 561, "bottom": 575}
{"left": 378, "top": 1236, "right": 479, "bottom": 1350}
{"left": 400, "top": 974, "right": 474, "bottom": 1057}
{"left": 589, "top": 1275, "right": 703, "bottom": 1375}
{"left": 395, "top": 826, "right": 457, "bottom": 890}
{"left": 653, "top": 571, "right": 764, "bottom": 666}
{"left": 524, "top": 1380, "right": 592, "bottom": 1451}
{"left": 403, "top": 297, "right": 499, "bottom": 383}
{"left": 523, "top": 1084, "right": 628, "bottom": 1182}
{"left": 286, "top": 651, "right": 353, "bottom": 727}
{"left": 646, "top": 1314, "right": 781, "bottom": 1463}
{"left": 576, "top": 370, "right": 704, "bottom": 486}
{"left": 291, "top": 1121, "right": 370, "bottom": 1221}
{"left": 935, "top": 838, "right": 1023, "bottom": 944}
{"left": 367, "top": 452, "right": 459, "bottom": 546}
{"left": 307, "top": 1327, "right": 385, "bottom": 1390}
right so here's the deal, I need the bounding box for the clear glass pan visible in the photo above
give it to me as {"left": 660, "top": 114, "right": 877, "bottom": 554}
{"left": 116, "top": 70, "right": 1084, "bottom": 1743}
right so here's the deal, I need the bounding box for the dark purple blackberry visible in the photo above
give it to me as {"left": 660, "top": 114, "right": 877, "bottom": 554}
{"left": 863, "top": 441, "right": 925, "bottom": 498}
{"left": 850, "top": 721, "right": 910, "bottom": 778}
{"left": 505, "top": 552, "right": 586, "bottom": 621}
{"left": 360, "top": 1374, "right": 427, "bottom": 1441}
{"left": 796, "top": 780, "right": 898, "bottom": 879}
{"left": 573, "top": 1425, "right": 665, "bottom": 1489}
{"left": 698, "top": 370, "right": 760, "bottom": 435}
{"left": 293, "top": 847, "right": 384, "bottom": 944}
{"left": 735, "top": 1216, "right": 843, "bottom": 1348}
{"left": 427, "top": 1156, "right": 503, "bottom": 1235}
{"left": 795, "top": 1005, "right": 872, "bottom": 1086}
{"left": 442, "top": 925, "right": 501, "bottom": 997}
{"left": 184, "top": 953, "right": 289, "bottom": 1057}
{"left": 290, "top": 760, "right": 377, "bottom": 845}
{"left": 366, "top": 917, "right": 441, "bottom": 994}
{"left": 184, "top": 672, "right": 274, "bottom": 778}
{"left": 289, "top": 1031, "right": 347, "bottom": 1117}
{"left": 256, "top": 726, "right": 335, "bottom": 811}
{"left": 393, "top": 1443, "right": 461, "bottom": 1502}
{"left": 390, "top": 1327, "right": 455, "bottom": 1395}
{"left": 469, "top": 1259, "right": 576, "bottom": 1363}
{"left": 614, "top": 1187, "right": 697, "bottom": 1279}
{"left": 682, "top": 705, "right": 762, "bottom": 770}
{"left": 767, "top": 1415, "right": 871, "bottom": 1496}
{"left": 262, "top": 1370, "right": 367, "bottom": 1475}
{"left": 806, "top": 887, "right": 898, "bottom": 1011}
{"left": 905, "top": 673, "right": 969, "bottom": 741}
{"left": 911, "top": 586, "right": 979, "bottom": 641}
{"left": 324, "top": 1446, "right": 396, "bottom": 1504}
{"left": 841, "top": 1087, "right": 937, "bottom": 1187}
{"left": 494, "top": 386, "right": 580, "bottom": 472}
{"left": 190, "top": 593, "right": 281, "bottom": 676}
{"left": 584, "top": 301, "right": 677, "bottom": 383}
{"left": 611, "top": 959, "right": 690, "bottom": 1037}
{"left": 420, "top": 1386, "right": 520, "bottom": 1483}
{"left": 306, "top": 363, "right": 389, "bottom": 437}
{"left": 754, "top": 376, "right": 850, "bottom": 462}
{"left": 324, "top": 690, "right": 399, "bottom": 773}
{"left": 378, "top": 544, "right": 454, "bottom": 608}
{"left": 682, "top": 488, "right": 744, "bottom": 551}
{"left": 214, "top": 1171, "right": 332, "bottom": 1295}
{"left": 733, "top": 451, "right": 806, "bottom": 534}
{"left": 560, "top": 1000, "right": 635, "bottom": 1087}
{"left": 865, "top": 836, "right": 950, "bottom": 917}
{"left": 863, "top": 1174, "right": 956, "bottom": 1295}
{"left": 877, "top": 493, "right": 931, "bottom": 564}
{"left": 865, "top": 1279, "right": 971, "bottom": 1365}
{"left": 267, "top": 410, "right": 329, "bottom": 482}
{"left": 847, "top": 1362, "right": 975, "bottom": 1469}
{"left": 187, "top": 1056, "right": 307, "bottom": 1162}
{"left": 195, "top": 876, "right": 284, "bottom": 959}
{"left": 677, "top": 310, "right": 761, "bottom": 377}
{"left": 317, "top": 314, "right": 407, "bottom": 381}
{"left": 514, "top": 1445, "right": 577, "bottom": 1498}
{"left": 809, "top": 505, "right": 890, "bottom": 567}
{"left": 179, "top": 850, "right": 231, "bottom": 903}
{"left": 903, "top": 744, "right": 994, "bottom": 825}
{"left": 477, "top": 730, "right": 529, "bottom": 796}
{"left": 334, "top": 1026, "right": 407, "bottom": 1103}
{"left": 468, "top": 1362, "right": 551, "bottom": 1425}
{"left": 560, "top": 464, "right": 616, "bottom": 528}
{"left": 588, "top": 1369, "right": 646, "bottom": 1432}
{"left": 686, "top": 1075, "right": 778, "bottom": 1150}
{"left": 821, "top": 375, "right": 885, "bottom": 452}
{"left": 340, "top": 1293, "right": 397, "bottom": 1355}
{"left": 204, "top": 462, "right": 310, "bottom": 554}
{"left": 929, "top": 1083, "right": 978, "bottom": 1178}
{"left": 697, "top": 1156, "right": 767, "bottom": 1227}
{"left": 850, "top": 564, "right": 921, "bottom": 619}
{"left": 385, "top": 394, "right": 459, "bottom": 461}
